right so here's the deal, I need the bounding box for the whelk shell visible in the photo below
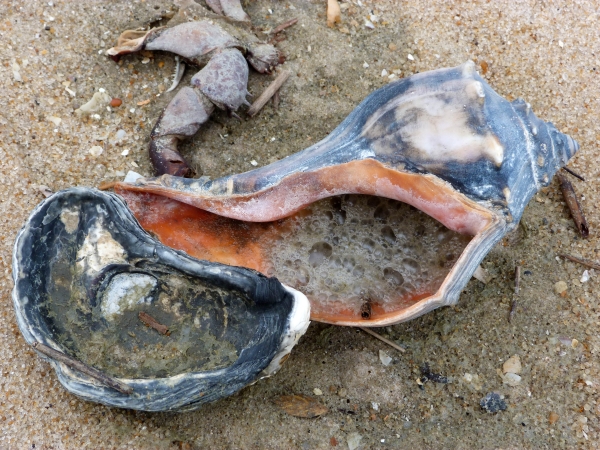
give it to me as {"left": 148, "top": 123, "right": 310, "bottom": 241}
{"left": 115, "top": 61, "right": 578, "bottom": 326}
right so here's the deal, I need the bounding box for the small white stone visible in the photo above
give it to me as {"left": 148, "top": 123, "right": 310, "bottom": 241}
{"left": 371, "top": 402, "right": 379, "bottom": 411}
{"left": 363, "top": 61, "right": 369, "bottom": 68}
{"left": 313, "top": 388, "right": 322, "bottom": 396}
{"left": 580, "top": 270, "right": 589, "bottom": 283}
{"left": 407, "top": 54, "right": 414, "bottom": 61}
{"left": 124, "top": 171, "right": 142, "bottom": 183}
{"left": 46, "top": 116, "right": 61, "bottom": 126}
{"left": 558, "top": 40, "right": 564, "bottom": 48}
{"left": 379, "top": 349, "right": 392, "bottom": 366}
{"left": 121, "top": 149, "right": 130, "bottom": 156}
{"left": 502, "top": 372, "right": 522, "bottom": 386}
{"left": 130, "top": 108, "right": 135, "bottom": 113}
{"left": 381, "top": 69, "right": 388, "bottom": 77}
{"left": 347, "top": 433, "right": 363, "bottom": 450}
{"left": 89, "top": 146, "right": 103, "bottom": 157}
{"left": 364, "top": 19, "right": 375, "bottom": 29}
{"left": 250, "top": 160, "right": 258, "bottom": 166}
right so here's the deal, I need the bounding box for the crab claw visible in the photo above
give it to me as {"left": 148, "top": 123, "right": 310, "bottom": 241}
{"left": 246, "top": 43, "right": 285, "bottom": 74}
{"left": 149, "top": 87, "right": 215, "bottom": 177}
{"left": 191, "top": 48, "right": 249, "bottom": 111}
{"left": 205, "top": 0, "right": 251, "bottom": 22}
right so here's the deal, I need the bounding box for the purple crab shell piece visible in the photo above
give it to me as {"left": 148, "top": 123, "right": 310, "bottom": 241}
{"left": 118, "top": 61, "right": 578, "bottom": 325}
{"left": 191, "top": 48, "right": 249, "bottom": 111}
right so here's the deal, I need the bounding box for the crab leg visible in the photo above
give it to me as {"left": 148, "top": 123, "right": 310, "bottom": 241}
{"left": 205, "top": 0, "right": 251, "bottom": 22}
{"left": 150, "top": 48, "right": 249, "bottom": 176}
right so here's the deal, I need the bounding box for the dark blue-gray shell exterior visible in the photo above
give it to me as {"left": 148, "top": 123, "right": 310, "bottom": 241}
{"left": 120, "top": 61, "right": 579, "bottom": 325}
{"left": 12, "top": 188, "right": 309, "bottom": 411}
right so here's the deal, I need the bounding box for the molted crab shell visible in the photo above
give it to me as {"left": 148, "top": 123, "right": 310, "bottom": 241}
{"left": 116, "top": 61, "right": 579, "bottom": 326}
{"left": 12, "top": 188, "right": 309, "bottom": 411}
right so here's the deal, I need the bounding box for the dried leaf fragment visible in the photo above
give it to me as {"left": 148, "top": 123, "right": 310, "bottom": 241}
{"left": 273, "top": 394, "right": 328, "bottom": 418}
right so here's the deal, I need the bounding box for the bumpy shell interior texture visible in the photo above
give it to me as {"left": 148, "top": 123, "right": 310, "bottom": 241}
{"left": 117, "top": 61, "right": 579, "bottom": 326}
{"left": 12, "top": 188, "right": 309, "bottom": 411}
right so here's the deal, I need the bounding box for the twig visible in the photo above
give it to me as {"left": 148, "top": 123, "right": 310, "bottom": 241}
{"left": 509, "top": 266, "right": 520, "bottom": 323}
{"left": 358, "top": 327, "right": 405, "bottom": 353}
{"left": 562, "top": 166, "right": 585, "bottom": 182}
{"left": 247, "top": 70, "right": 290, "bottom": 117}
{"left": 273, "top": 89, "right": 280, "bottom": 110}
{"left": 556, "top": 171, "right": 589, "bottom": 238}
{"left": 558, "top": 253, "right": 600, "bottom": 271}
{"left": 32, "top": 342, "right": 133, "bottom": 395}
{"left": 269, "top": 18, "right": 298, "bottom": 35}
{"left": 139, "top": 311, "right": 170, "bottom": 335}
{"left": 98, "top": 181, "right": 118, "bottom": 191}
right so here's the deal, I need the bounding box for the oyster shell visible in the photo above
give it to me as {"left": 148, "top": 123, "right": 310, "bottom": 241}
{"left": 116, "top": 61, "right": 579, "bottom": 326}
{"left": 12, "top": 188, "right": 309, "bottom": 411}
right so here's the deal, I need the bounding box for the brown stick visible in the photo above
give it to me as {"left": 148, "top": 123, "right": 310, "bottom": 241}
{"left": 32, "top": 342, "right": 133, "bottom": 394}
{"left": 270, "top": 18, "right": 298, "bottom": 35}
{"left": 556, "top": 171, "right": 589, "bottom": 238}
{"left": 247, "top": 70, "right": 290, "bottom": 117}
{"left": 509, "top": 266, "right": 521, "bottom": 323}
{"left": 98, "top": 181, "right": 118, "bottom": 191}
{"left": 139, "top": 311, "right": 170, "bottom": 336}
{"left": 273, "top": 89, "right": 280, "bottom": 110}
{"left": 358, "top": 327, "right": 406, "bottom": 353}
{"left": 562, "top": 166, "right": 585, "bottom": 182}
{"left": 558, "top": 253, "right": 600, "bottom": 271}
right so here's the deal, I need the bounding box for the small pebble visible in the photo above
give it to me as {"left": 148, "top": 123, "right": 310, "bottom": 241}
{"left": 89, "top": 146, "right": 103, "bottom": 157}
{"left": 313, "top": 388, "right": 323, "bottom": 396}
{"left": 580, "top": 270, "right": 589, "bottom": 283}
{"left": 250, "top": 160, "right": 258, "bottom": 166}
{"left": 379, "top": 349, "right": 392, "bottom": 366}
{"left": 480, "top": 392, "right": 507, "bottom": 413}
{"left": 502, "top": 372, "right": 522, "bottom": 387}
{"left": 364, "top": 19, "right": 375, "bottom": 29}
{"left": 381, "top": 69, "right": 388, "bottom": 77}
{"left": 554, "top": 281, "right": 567, "bottom": 295}
{"left": 347, "top": 432, "right": 362, "bottom": 450}
{"left": 46, "top": 116, "right": 61, "bottom": 126}
{"left": 407, "top": 54, "right": 414, "bottom": 61}
{"left": 549, "top": 411, "right": 559, "bottom": 425}
{"left": 121, "top": 149, "right": 130, "bottom": 156}
{"left": 337, "top": 388, "right": 347, "bottom": 398}
{"left": 502, "top": 355, "right": 522, "bottom": 374}
{"left": 110, "top": 98, "right": 122, "bottom": 107}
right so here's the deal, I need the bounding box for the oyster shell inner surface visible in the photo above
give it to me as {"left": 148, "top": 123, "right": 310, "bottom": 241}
{"left": 16, "top": 189, "right": 295, "bottom": 382}
{"left": 118, "top": 190, "right": 473, "bottom": 324}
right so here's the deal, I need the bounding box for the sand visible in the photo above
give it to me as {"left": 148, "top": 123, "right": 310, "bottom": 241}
{"left": 2, "top": 0, "right": 600, "bottom": 448}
